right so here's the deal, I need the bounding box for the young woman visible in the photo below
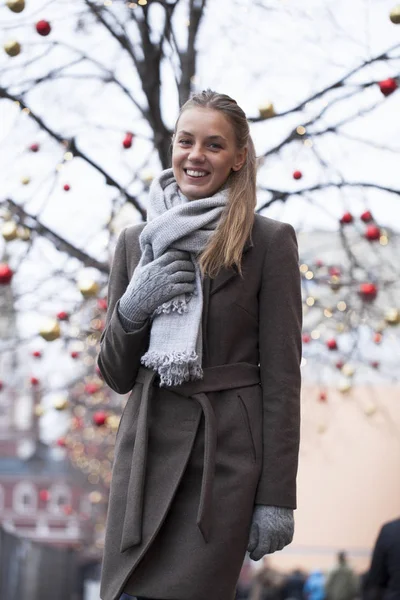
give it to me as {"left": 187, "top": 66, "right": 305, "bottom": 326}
{"left": 98, "top": 90, "right": 302, "bottom": 600}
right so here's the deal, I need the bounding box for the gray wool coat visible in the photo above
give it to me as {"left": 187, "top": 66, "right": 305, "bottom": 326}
{"left": 98, "top": 214, "right": 302, "bottom": 600}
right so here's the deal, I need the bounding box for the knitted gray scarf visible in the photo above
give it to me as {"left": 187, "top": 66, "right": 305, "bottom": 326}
{"left": 139, "top": 168, "right": 228, "bottom": 386}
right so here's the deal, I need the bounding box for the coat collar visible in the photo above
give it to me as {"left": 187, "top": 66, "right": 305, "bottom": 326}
{"left": 209, "top": 236, "right": 253, "bottom": 296}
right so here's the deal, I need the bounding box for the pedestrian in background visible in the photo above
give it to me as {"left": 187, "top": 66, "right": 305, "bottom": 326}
{"left": 304, "top": 569, "right": 326, "bottom": 600}
{"left": 325, "top": 551, "right": 358, "bottom": 600}
{"left": 98, "top": 89, "right": 302, "bottom": 600}
{"left": 363, "top": 517, "right": 400, "bottom": 600}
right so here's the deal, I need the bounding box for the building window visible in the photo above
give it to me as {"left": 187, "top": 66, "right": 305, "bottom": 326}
{"left": 48, "top": 484, "right": 72, "bottom": 515}
{"left": 13, "top": 482, "right": 37, "bottom": 514}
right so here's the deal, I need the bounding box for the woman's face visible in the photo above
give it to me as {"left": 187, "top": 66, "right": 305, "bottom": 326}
{"left": 172, "top": 107, "right": 246, "bottom": 200}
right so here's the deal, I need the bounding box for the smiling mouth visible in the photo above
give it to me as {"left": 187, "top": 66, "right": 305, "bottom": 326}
{"left": 184, "top": 168, "right": 210, "bottom": 179}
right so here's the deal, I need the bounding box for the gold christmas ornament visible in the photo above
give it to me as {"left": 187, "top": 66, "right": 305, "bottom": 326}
{"left": 34, "top": 404, "right": 44, "bottom": 417}
{"left": 384, "top": 308, "right": 400, "bottom": 325}
{"left": 39, "top": 318, "right": 61, "bottom": 341}
{"left": 338, "top": 379, "right": 352, "bottom": 394}
{"left": 258, "top": 103, "right": 276, "bottom": 119}
{"left": 1, "top": 221, "right": 18, "bottom": 241}
{"left": 6, "top": 0, "right": 25, "bottom": 12}
{"left": 389, "top": 5, "right": 400, "bottom": 23}
{"left": 140, "top": 169, "right": 154, "bottom": 185}
{"left": 106, "top": 414, "right": 120, "bottom": 431}
{"left": 53, "top": 396, "right": 69, "bottom": 411}
{"left": 21, "top": 175, "right": 30, "bottom": 185}
{"left": 17, "top": 226, "right": 31, "bottom": 241}
{"left": 364, "top": 404, "right": 377, "bottom": 417}
{"left": 341, "top": 363, "right": 355, "bottom": 378}
{"left": 4, "top": 40, "right": 21, "bottom": 57}
{"left": 89, "top": 491, "right": 103, "bottom": 504}
{"left": 78, "top": 279, "right": 99, "bottom": 298}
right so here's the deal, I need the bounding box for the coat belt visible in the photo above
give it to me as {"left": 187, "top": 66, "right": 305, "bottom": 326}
{"left": 120, "top": 362, "right": 260, "bottom": 553}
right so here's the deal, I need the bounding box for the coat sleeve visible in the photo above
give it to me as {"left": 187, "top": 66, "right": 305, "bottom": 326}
{"left": 255, "top": 222, "right": 302, "bottom": 508}
{"left": 97, "top": 226, "right": 150, "bottom": 394}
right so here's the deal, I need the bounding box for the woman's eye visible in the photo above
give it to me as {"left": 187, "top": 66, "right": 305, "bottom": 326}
{"left": 179, "top": 139, "right": 191, "bottom": 146}
{"left": 209, "top": 143, "right": 222, "bottom": 150}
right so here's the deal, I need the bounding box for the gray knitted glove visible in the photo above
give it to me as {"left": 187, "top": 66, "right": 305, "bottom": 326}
{"left": 118, "top": 249, "right": 195, "bottom": 331}
{"left": 247, "top": 505, "right": 294, "bottom": 560}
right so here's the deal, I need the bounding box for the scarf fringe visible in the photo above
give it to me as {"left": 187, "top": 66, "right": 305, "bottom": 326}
{"left": 141, "top": 350, "right": 203, "bottom": 387}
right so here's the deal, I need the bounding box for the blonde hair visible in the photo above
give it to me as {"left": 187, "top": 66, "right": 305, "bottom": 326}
{"left": 175, "top": 90, "right": 257, "bottom": 278}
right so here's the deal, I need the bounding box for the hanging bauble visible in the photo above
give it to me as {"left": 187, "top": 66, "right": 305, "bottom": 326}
{"left": 63, "top": 505, "right": 73, "bottom": 516}
{"left": 326, "top": 338, "right": 338, "bottom": 350}
{"left": 379, "top": 78, "right": 398, "bottom": 97}
{"left": 371, "top": 360, "right": 379, "bottom": 369}
{"left": 39, "top": 318, "right": 61, "bottom": 341}
{"left": 30, "top": 142, "right": 39, "bottom": 152}
{"left": 63, "top": 184, "right": 70, "bottom": 191}
{"left": 384, "top": 308, "right": 400, "bottom": 325}
{"left": 36, "top": 20, "right": 51, "bottom": 36}
{"left": 122, "top": 132, "right": 134, "bottom": 149}
{"left": 390, "top": 5, "right": 400, "bottom": 23}
{"left": 365, "top": 225, "right": 380, "bottom": 241}
{"left": 318, "top": 391, "right": 327, "bottom": 403}
{"left": 70, "top": 351, "right": 79, "bottom": 359}
{"left": 4, "top": 40, "right": 21, "bottom": 57}
{"left": 1, "top": 221, "right": 18, "bottom": 241}
{"left": 6, "top": 0, "right": 25, "bottom": 12}
{"left": 78, "top": 279, "right": 99, "bottom": 298}
{"left": 328, "top": 266, "right": 341, "bottom": 277}
{"left": 0, "top": 263, "right": 13, "bottom": 284}
{"left": 340, "top": 212, "right": 353, "bottom": 224}
{"left": 141, "top": 169, "right": 154, "bottom": 185}
{"left": 53, "top": 396, "right": 68, "bottom": 411}
{"left": 359, "top": 282, "right": 378, "bottom": 301}
{"left": 341, "top": 363, "right": 355, "bottom": 378}
{"left": 335, "top": 360, "right": 344, "bottom": 370}
{"left": 97, "top": 298, "right": 108, "bottom": 311}
{"left": 302, "top": 333, "right": 311, "bottom": 344}
{"left": 89, "top": 491, "right": 103, "bottom": 504}
{"left": 21, "top": 175, "right": 30, "bottom": 185}
{"left": 293, "top": 170, "right": 302, "bottom": 180}
{"left": 93, "top": 411, "right": 107, "bottom": 426}
{"left": 338, "top": 379, "right": 352, "bottom": 394}
{"left": 360, "top": 210, "right": 373, "bottom": 223}
{"left": 107, "top": 414, "right": 120, "bottom": 431}
{"left": 330, "top": 275, "right": 341, "bottom": 291}
{"left": 258, "top": 103, "right": 276, "bottom": 119}
{"left": 85, "top": 382, "right": 100, "bottom": 395}
{"left": 32, "top": 350, "right": 42, "bottom": 358}
{"left": 56, "top": 437, "right": 67, "bottom": 447}
{"left": 315, "top": 259, "right": 324, "bottom": 268}
{"left": 373, "top": 332, "right": 383, "bottom": 344}
{"left": 56, "top": 310, "right": 69, "bottom": 321}
{"left": 17, "top": 226, "right": 31, "bottom": 241}
{"left": 34, "top": 404, "right": 44, "bottom": 417}
{"left": 39, "top": 489, "right": 50, "bottom": 502}
{"left": 30, "top": 376, "right": 40, "bottom": 386}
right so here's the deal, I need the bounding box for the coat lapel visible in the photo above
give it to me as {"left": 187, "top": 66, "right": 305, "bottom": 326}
{"left": 209, "top": 237, "right": 253, "bottom": 296}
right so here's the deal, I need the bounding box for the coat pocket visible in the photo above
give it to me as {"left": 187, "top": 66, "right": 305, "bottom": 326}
{"left": 237, "top": 394, "right": 257, "bottom": 463}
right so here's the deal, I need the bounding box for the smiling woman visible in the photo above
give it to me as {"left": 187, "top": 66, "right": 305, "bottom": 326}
{"left": 98, "top": 90, "right": 302, "bottom": 600}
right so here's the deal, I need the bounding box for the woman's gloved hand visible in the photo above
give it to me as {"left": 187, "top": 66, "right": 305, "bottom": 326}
{"left": 247, "top": 505, "right": 294, "bottom": 561}
{"left": 118, "top": 249, "right": 195, "bottom": 331}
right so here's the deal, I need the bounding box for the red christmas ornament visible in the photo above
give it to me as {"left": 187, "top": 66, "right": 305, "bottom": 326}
{"left": 326, "top": 338, "right": 338, "bottom": 351}
{"left": 0, "top": 263, "right": 13, "bottom": 285}
{"left": 123, "top": 132, "right": 134, "bottom": 149}
{"left": 360, "top": 210, "right": 373, "bottom": 223}
{"left": 378, "top": 78, "right": 398, "bottom": 97}
{"left": 302, "top": 333, "right": 311, "bottom": 344}
{"left": 359, "top": 282, "right": 378, "bottom": 301}
{"left": 57, "top": 310, "right": 69, "bottom": 321}
{"left": 373, "top": 332, "right": 382, "bottom": 344}
{"left": 85, "top": 382, "right": 99, "bottom": 395}
{"left": 340, "top": 212, "right": 353, "bottom": 224}
{"left": 32, "top": 350, "right": 42, "bottom": 358}
{"left": 30, "top": 376, "right": 40, "bottom": 386}
{"left": 293, "top": 170, "right": 302, "bottom": 180}
{"left": 335, "top": 360, "right": 344, "bottom": 370}
{"left": 93, "top": 410, "right": 107, "bottom": 426}
{"left": 371, "top": 361, "right": 380, "bottom": 369}
{"left": 36, "top": 19, "right": 51, "bottom": 36}
{"left": 328, "top": 266, "right": 341, "bottom": 277}
{"left": 70, "top": 351, "right": 79, "bottom": 359}
{"left": 39, "top": 489, "right": 50, "bottom": 502}
{"left": 318, "top": 391, "right": 327, "bottom": 403}
{"left": 56, "top": 437, "right": 67, "bottom": 447}
{"left": 63, "top": 505, "right": 73, "bottom": 515}
{"left": 365, "top": 225, "right": 381, "bottom": 241}
{"left": 29, "top": 143, "right": 39, "bottom": 152}
{"left": 315, "top": 259, "right": 324, "bottom": 268}
{"left": 63, "top": 184, "right": 70, "bottom": 191}
{"left": 97, "top": 298, "right": 108, "bottom": 311}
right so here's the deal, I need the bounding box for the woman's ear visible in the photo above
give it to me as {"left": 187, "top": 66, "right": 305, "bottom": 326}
{"left": 232, "top": 146, "right": 247, "bottom": 172}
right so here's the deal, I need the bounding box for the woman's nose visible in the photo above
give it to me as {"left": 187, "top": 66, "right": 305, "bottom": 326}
{"left": 188, "top": 144, "right": 205, "bottom": 162}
